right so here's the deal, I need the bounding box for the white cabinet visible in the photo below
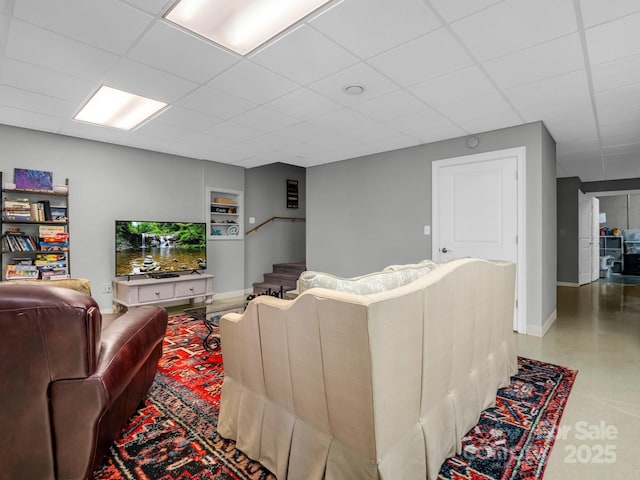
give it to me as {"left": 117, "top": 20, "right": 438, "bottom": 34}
{"left": 113, "top": 274, "right": 214, "bottom": 309}
{"left": 207, "top": 187, "right": 243, "bottom": 240}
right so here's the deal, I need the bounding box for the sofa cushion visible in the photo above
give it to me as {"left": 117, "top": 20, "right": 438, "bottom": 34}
{"left": 299, "top": 260, "right": 437, "bottom": 295}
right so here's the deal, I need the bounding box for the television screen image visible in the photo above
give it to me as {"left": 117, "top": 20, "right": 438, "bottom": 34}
{"left": 115, "top": 221, "right": 206, "bottom": 277}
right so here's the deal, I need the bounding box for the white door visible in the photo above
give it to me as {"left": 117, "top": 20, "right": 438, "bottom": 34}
{"left": 591, "top": 197, "right": 600, "bottom": 282}
{"left": 432, "top": 147, "right": 525, "bottom": 333}
{"left": 578, "top": 190, "right": 592, "bottom": 285}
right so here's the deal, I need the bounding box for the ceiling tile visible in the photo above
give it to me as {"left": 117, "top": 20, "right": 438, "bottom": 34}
{"left": 6, "top": 20, "right": 120, "bottom": 81}
{"left": 434, "top": 92, "right": 522, "bottom": 133}
{"left": 368, "top": 28, "right": 474, "bottom": 87}
{"left": 120, "top": 0, "right": 172, "bottom": 15}
{"left": 264, "top": 88, "right": 342, "bottom": 120}
{"left": 0, "top": 85, "right": 75, "bottom": 118}
{"left": 275, "top": 121, "right": 336, "bottom": 144}
{"left": 429, "top": 0, "right": 504, "bottom": 23}
{"left": 599, "top": 119, "right": 640, "bottom": 147}
{"left": 352, "top": 90, "right": 427, "bottom": 121}
{"left": 310, "top": 0, "right": 441, "bottom": 59}
{"left": 0, "top": 105, "right": 65, "bottom": 133}
{"left": 543, "top": 114, "right": 597, "bottom": 142}
{"left": 176, "top": 86, "right": 256, "bottom": 119}
{"left": 603, "top": 143, "right": 640, "bottom": 156}
{"left": 408, "top": 66, "right": 496, "bottom": 108}
{"left": 207, "top": 61, "right": 299, "bottom": 104}
{"left": 0, "top": 58, "right": 93, "bottom": 103}
{"left": 307, "top": 62, "right": 399, "bottom": 105}
{"left": 58, "top": 119, "right": 129, "bottom": 144}
{"left": 135, "top": 119, "right": 193, "bottom": 142}
{"left": 451, "top": 0, "right": 577, "bottom": 62}
{"left": 205, "top": 121, "right": 266, "bottom": 142}
{"left": 232, "top": 107, "right": 299, "bottom": 133}
{"left": 591, "top": 54, "right": 640, "bottom": 92}
{"left": 242, "top": 132, "right": 302, "bottom": 152}
{"left": 505, "top": 70, "right": 592, "bottom": 122}
{"left": 308, "top": 107, "right": 376, "bottom": 133}
{"left": 483, "top": 34, "right": 584, "bottom": 89}
{"left": 13, "top": 0, "right": 153, "bottom": 54}
{"left": 586, "top": 11, "right": 640, "bottom": 65}
{"left": 597, "top": 87, "right": 640, "bottom": 126}
{"left": 103, "top": 59, "right": 198, "bottom": 103}
{"left": 579, "top": 0, "right": 640, "bottom": 28}
{"left": 155, "top": 105, "right": 222, "bottom": 132}
{"left": 250, "top": 25, "right": 358, "bottom": 85}
{"left": 385, "top": 108, "right": 467, "bottom": 143}
{"left": 128, "top": 21, "right": 240, "bottom": 83}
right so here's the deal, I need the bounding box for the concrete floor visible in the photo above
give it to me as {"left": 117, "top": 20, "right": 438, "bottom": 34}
{"left": 518, "top": 283, "right": 640, "bottom": 479}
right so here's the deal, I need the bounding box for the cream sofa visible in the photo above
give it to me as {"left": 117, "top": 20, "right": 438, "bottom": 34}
{"left": 218, "top": 258, "right": 517, "bottom": 480}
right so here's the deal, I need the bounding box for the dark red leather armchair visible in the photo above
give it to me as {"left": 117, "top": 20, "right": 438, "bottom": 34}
{"left": 0, "top": 284, "right": 168, "bottom": 480}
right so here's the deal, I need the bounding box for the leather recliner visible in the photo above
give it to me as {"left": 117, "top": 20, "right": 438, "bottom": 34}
{"left": 0, "top": 284, "right": 168, "bottom": 480}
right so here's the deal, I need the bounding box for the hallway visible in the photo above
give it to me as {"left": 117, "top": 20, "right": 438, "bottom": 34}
{"left": 518, "top": 283, "right": 640, "bottom": 479}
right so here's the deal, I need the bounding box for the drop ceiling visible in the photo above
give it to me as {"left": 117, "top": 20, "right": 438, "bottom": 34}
{"left": 0, "top": 0, "right": 639, "bottom": 182}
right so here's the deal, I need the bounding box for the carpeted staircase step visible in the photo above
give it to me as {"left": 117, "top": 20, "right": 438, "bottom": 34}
{"left": 273, "top": 262, "right": 307, "bottom": 276}
{"left": 253, "top": 261, "right": 307, "bottom": 296}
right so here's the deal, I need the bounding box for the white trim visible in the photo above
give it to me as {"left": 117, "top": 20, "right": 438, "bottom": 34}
{"left": 432, "top": 146, "right": 527, "bottom": 334}
{"left": 557, "top": 282, "right": 580, "bottom": 288}
{"left": 527, "top": 309, "right": 557, "bottom": 337}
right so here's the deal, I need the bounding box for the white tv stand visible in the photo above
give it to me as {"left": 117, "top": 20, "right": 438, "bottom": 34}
{"left": 112, "top": 273, "right": 214, "bottom": 310}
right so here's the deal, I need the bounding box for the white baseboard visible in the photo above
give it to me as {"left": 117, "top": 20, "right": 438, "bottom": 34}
{"left": 557, "top": 282, "right": 580, "bottom": 287}
{"left": 527, "top": 309, "right": 557, "bottom": 337}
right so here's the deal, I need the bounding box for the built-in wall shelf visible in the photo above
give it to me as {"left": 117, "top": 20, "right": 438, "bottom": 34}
{"left": 207, "top": 187, "right": 243, "bottom": 240}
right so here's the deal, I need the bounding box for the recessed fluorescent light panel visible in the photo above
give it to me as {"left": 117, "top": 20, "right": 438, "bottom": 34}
{"left": 74, "top": 86, "right": 168, "bottom": 130}
{"left": 164, "top": 0, "right": 332, "bottom": 55}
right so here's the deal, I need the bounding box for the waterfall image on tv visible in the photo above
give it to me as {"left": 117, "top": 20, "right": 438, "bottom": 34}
{"left": 115, "top": 221, "right": 206, "bottom": 277}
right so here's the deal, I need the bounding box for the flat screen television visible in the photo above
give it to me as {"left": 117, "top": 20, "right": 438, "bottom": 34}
{"left": 115, "top": 220, "right": 206, "bottom": 277}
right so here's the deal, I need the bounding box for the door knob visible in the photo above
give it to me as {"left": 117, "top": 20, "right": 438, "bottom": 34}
{"left": 441, "top": 247, "right": 452, "bottom": 253}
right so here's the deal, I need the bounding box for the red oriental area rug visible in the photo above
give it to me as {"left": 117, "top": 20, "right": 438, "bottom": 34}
{"left": 93, "top": 313, "right": 576, "bottom": 480}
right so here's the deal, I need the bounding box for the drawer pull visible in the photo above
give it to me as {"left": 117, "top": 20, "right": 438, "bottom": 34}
{"left": 189, "top": 287, "right": 194, "bottom": 291}
{"left": 155, "top": 291, "right": 160, "bottom": 296}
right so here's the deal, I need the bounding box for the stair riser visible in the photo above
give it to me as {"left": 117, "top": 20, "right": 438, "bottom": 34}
{"left": 264, "top": 272, "right": 299, "bottom": 283}
{"left": 273, "top": 266, "right": 306, "bottom": 276}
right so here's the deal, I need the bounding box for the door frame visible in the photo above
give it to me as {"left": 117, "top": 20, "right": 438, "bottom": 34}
{"left": 432, "top": 146, "right": 527, "bottom": 334}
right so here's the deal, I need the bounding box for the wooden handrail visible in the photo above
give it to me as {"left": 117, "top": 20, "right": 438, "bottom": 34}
{"left": 246, "top": 216, "right": 305, "bottom": 235}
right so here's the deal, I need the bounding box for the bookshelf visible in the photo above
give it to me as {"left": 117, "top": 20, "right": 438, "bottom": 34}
{"left": 1, "top": 171, "right": 70, "bottom": 281}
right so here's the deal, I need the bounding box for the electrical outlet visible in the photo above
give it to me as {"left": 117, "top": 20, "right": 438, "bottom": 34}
{"left": 102, "top": 283, "right": 112, "bottom": 294}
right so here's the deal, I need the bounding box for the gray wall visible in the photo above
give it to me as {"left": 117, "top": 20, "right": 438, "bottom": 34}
{"left": 307, "top": 121, "right": 557, "bottom": 332}
{"left": 245, "top": 163, "right": 306, "bottom": 287}
{"left": 0, "top": 124, "right": 249, "bottom": 310}
{"left": 598, "top": 194, "right": 640, "bottom": 230}
{"left": 557, "top": 177, "right": 581, "bottom": 284}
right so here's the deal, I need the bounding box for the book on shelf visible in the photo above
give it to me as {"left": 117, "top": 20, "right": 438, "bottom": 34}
{"left": 2, "top": 233, "right": 38, "bottom": 252}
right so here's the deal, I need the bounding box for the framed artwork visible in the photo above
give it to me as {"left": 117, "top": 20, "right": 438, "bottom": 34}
{"left": 14, "top": 168, "right": 53, "bottom": 191}
{"left": 286, "top": 179, "right": 299, "bottom": 209}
